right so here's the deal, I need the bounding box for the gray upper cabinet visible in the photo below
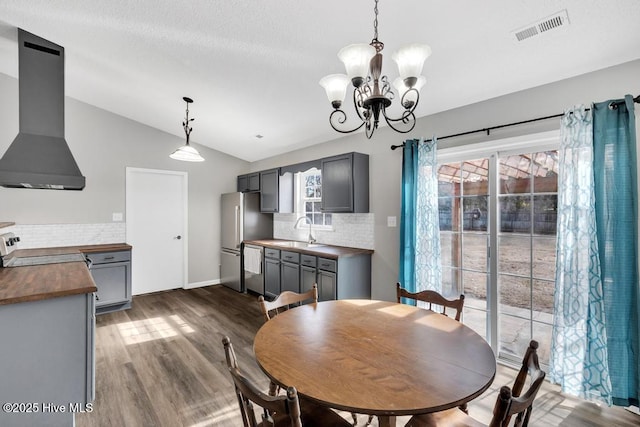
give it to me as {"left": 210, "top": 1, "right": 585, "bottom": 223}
{"left": 237, "top": 175, "right": 248, "bottom": 192}
{"left": 259, "top": 168, "right": 293, "bottom": 213}
{"left": 321, "top": 152, "right": 369, "bottom": 213}
{"left": 239, "top": 152, "right": 367, "bottom": 213}
{"left": 237, "top": 172, "right": 260, "bottom": 193}
{"left": 259, "top": 168, "right": 279, "bottom": 212}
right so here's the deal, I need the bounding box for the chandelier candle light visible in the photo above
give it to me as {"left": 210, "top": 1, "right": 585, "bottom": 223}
{"left": 170, "top": 96, "right": 205, "bottom": 162}
{"left": 319, "top": 0, "right": 431, "bottom": 138}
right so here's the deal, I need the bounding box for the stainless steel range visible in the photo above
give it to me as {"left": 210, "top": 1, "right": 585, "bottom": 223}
{"left": 0, "top": 232, "right": 87, "bottom": 267}
{"left": 0, "top": 232, "right": 20, "bottom": 257}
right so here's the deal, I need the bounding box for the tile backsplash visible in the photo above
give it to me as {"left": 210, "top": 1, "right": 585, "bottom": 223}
{"left": 7, "top": 223, "right": 126, "bottom": 249}
{"left": 273, "top": 213, "right": 374, "bottom": 250}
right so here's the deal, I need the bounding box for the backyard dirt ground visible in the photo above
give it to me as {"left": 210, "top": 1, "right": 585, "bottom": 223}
{"left": 441, "top": 233, "right": 556, "bottom": 313}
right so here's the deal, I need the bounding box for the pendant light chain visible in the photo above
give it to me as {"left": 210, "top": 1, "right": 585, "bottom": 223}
{"left": 370, "top": 0, "right": 383, "bottom": 52}
{"left": 373, "top": 0, "right": 379, "bottom": 41}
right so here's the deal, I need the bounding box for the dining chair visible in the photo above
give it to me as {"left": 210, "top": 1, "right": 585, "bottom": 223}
{"left": 258, "top": 284, "right": 318, "bottom": 322}
{"left": 396, "top": 282, "right": 465, "bottom": 321}
{"left": 222, "top": 335, "right": 352, "bottom": 427}
{"left": 404, "top": 340, "right": 546, "bottom": 427}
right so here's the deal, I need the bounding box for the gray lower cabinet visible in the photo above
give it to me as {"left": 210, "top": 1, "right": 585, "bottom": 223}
{"left": 259, "top": 246, "right": 371, "bottom": 301}
{"left": 300, "top": 254, "right": 317, "bottom": 294}
{"left": 317, "top": 258, "right": 337, "bottom": 301}
{"left": 85, "top": 250, "right": 132, "bottom": 315}
{"left": 264, "top": 248, "right": 281, "bottom": 299}
{"left": 280, "top": 251, "right": 300, "bottom": 293}
{"left": 0, "top": 293, "right": 95, "bottom": 427}
{"left": 317, "top": 269, "right": 337, "bottom": 301}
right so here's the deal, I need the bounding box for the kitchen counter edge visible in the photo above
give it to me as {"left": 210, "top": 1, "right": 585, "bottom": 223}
{"left": 0, "top": 243, "right": 131, "bottom": 306}
{"left": 243, "top": 239, "right": 373, "bottom": 259}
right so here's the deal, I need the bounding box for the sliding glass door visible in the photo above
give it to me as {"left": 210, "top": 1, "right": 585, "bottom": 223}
{"left": 437, "top": 147, "right": 558, "bottom": 367}
{"left": 497, "top": 152, "right": 557, "bottom": 366}
{"left": 438, "top": 159, "right": 490, "bottom": 340}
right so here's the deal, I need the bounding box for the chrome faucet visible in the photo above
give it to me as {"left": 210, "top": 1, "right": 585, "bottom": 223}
{"left": 294, "top": 216, "right": 316, "bottom": 244}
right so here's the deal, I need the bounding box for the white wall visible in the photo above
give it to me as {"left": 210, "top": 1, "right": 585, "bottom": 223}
{"left": 0, "top": 72, "right": 250, "bottom": 284}
{"left": 250, "top": 59, "right": 640, "bottom": 302}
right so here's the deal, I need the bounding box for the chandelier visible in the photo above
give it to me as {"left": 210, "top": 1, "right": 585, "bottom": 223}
{"left": 319, "top": 0, "right": 431, "bottom": 138}
{"left": 170, "top": 96, "right": 205, "bottom": 162}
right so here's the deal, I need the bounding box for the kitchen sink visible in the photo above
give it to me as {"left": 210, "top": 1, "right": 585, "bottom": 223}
{"left": 270, "top": 241, "right": 325, "bottom": 249}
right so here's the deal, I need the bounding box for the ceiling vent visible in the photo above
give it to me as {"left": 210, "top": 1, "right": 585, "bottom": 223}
{"left": 513, "top": 10, "right": 570, "bottom": 42}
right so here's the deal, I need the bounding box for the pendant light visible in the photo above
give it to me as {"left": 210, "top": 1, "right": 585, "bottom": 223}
{"left": 170, "top": 97, "right": 205, "bottom": 162}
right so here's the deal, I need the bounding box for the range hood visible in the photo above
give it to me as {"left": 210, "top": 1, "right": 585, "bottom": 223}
{"left": 0, "top": 29, "right": 85, "bottom": 190}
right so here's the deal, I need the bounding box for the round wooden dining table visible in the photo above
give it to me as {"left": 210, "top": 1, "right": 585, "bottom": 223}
{"left": 253, "top": 299, "right": 496, "bottom": 427}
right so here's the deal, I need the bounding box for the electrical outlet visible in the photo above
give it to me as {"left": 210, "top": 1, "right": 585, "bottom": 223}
{"left": 387, "top": 216, "right": 397, "bottom": 227}
{"left": 112, "top": 212, "right": 123, "bottom": 222}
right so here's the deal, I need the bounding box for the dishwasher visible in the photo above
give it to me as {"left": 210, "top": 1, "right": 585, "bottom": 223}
{"left": 242, "top": 244, "right": 264, "bottom": 294}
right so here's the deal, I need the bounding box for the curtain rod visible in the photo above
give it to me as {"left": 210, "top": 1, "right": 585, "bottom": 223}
{"left": 390, "top": 94, "right": 640, "bottom": 151}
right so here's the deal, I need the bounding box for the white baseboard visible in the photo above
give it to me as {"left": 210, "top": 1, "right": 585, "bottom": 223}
{"left": 184, "top": 279, "right": 220, "bottom": 290}
{"left": 625, "top": 405, "right": 639, "bottom": 416}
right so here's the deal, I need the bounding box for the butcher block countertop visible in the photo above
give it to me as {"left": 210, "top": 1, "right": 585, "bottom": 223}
{"left": 244, "top": 239, "right": 373, "bottom": 259}
{"left": 0, "top": 243, "right": 131, "bottom": 306}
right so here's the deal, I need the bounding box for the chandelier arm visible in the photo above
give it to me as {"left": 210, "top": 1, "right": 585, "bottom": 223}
{"left": 365, "top": 121, "right": 376, "bottom": 139}
{"left": 329, "top": 109, "right": 367, "bottom": 134}
{"left": 353, "top": 87, "right": 369, "bottom": 123}
{"left": 382, "top": 109, "right": 417, "bottom": 133}
{"left": 399, "top": 88, "right": 420, "bottom": 115}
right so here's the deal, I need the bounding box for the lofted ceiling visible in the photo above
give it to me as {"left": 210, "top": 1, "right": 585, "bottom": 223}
{"left": 0, "top": 0, "right": 639, "bottom": 162}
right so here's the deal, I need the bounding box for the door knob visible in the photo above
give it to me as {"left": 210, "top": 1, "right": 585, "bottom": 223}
{"left": 175, "top": 235, "right": 182, "bottom": 240}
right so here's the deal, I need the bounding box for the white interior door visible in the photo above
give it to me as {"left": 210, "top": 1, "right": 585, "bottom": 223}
{"left": 126, "top": 167, "right": 187, "bottom": 295}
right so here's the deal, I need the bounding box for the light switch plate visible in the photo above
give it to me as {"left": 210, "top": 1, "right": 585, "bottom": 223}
{"left": 112, "top": 212, "right": 123, "bottom": 222}
{"left": 387, "top": 216, "right": 397, "bottom": 227}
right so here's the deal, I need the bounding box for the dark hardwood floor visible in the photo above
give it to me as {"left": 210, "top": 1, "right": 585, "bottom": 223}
{"left": 76, "top": 285, "right": 639, "bottom": 427}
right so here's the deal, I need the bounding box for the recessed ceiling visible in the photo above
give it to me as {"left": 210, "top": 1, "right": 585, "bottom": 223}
{"left": 0, "top": 0, "right": 639, "bottom": 162}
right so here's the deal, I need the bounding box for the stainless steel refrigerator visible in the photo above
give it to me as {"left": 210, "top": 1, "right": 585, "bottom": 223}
{"left": 220, "top": 192, "right": 272, "bottom": 292}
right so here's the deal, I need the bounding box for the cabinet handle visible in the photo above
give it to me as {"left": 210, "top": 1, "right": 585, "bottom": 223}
{"left": 104, "top": 256, "right": 115, "bottom": 260}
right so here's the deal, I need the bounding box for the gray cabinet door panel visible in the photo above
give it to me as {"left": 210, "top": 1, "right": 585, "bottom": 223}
{"left": 91, "top": 262, "right": 130, "bottom": 307}
{"left": 301, "top": 265, "right": 317, "bottom": 294}
{"left": 321, "top": 154, "right": 353, "bottom": 212}
{"left": 248, "top": 172, "right": 260, "bottom": 191}
{"left": 264, "top": 257, "right": 281, "bottom": 298}
{"left": 281, "top": 261, "right": 300, "bottom": 293}
{"left": 260, "top": 169, "right": 279, "bottom": 212}
{"left": 237, "top": 175, "right": 248, "bottom": 192}
{"left": 317, "top": 270, "right": 337, "bottom": 301}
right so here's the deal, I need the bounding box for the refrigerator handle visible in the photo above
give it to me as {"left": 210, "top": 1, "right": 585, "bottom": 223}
{"left": 235, "top": 205, "right": 240, "bottom": 248}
